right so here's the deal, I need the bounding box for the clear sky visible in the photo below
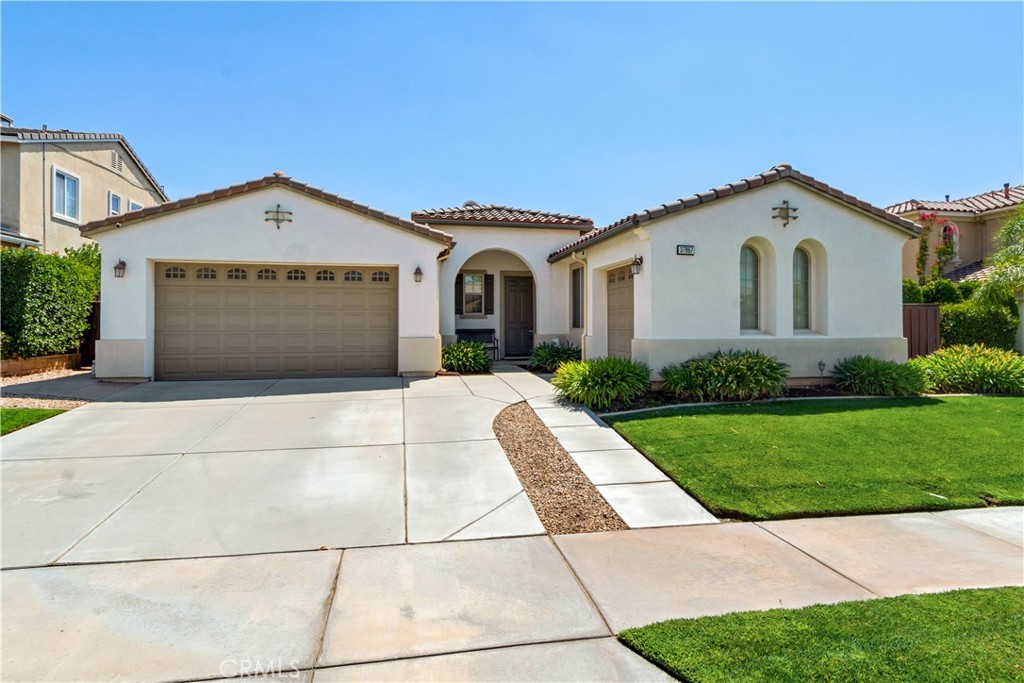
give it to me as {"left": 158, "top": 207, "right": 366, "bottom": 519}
{"left": 3, "top": 2, "right": 1021, "bottom": 226}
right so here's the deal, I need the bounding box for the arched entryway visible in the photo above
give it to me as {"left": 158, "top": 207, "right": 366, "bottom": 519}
{"left": 446, "top": 249, "right": 537, "bottom": 359}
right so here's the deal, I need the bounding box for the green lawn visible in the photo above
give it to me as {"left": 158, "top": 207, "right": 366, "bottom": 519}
{"left": 606, "top": 396, "right": 1023, "bottom": 520}
{"left": 0, "top": 408, "right": 65, "bottom": 436}
{"left": 619, "top": 588, "right": 1024, "bottom": 683}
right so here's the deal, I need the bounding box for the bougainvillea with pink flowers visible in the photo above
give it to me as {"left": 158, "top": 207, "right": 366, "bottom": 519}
{"left": 916, "top": 212, "right": 960, "bottom": 284}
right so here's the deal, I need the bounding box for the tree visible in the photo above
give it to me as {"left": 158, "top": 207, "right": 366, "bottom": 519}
{"left": 972, "top": 204, "right": 1024, "bottom": 352}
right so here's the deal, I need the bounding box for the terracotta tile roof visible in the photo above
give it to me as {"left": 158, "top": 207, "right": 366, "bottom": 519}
{"left": 79, "top": 173, "right": 454, "bottom": 245}
{"left": 412, "top": 202, "right": 592, "bottom": 228}
{"left": 886, "top": 184, "right": 1024, "bottom": 216}
{"left": 1, "top": 126, "right": 169, "bottom": 202}
{"left": 548, "top": 164, "right": 921, "bottom": 262}
{"left": 943, "top": 259, "right": 996, "bottom": 283}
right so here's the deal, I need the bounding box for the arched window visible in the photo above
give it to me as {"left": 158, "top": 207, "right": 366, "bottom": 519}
{"left": 196, "top": 267, "right": 217, "bottom": 280}
{"left": 164, "top": 266, "right": 186, "bottom": 280}
{"left": 344, "top": 270, "right": 363, "bottom": 282}
{"left": 257, "top": 268, "right": 277, "bottom": 281}
{"left": 943, "top": 223, "right": 960, "bottom": 262}
{"left": 371, "top": 271, "right": 390, "bottom": 283}
{"left": 740, "top": 246, "right": 759, "bottom": 330}
{"left": 316, "top": 269, "right": 336, "bottom": 282}
{"left": 793, "top": 248, "right": 810, "bottom": 330}
{"left": 286, "top": 269, "right": 306, "bottom": 281}
{"left": 227, "top": 267, "right": 247, "bottom": 280}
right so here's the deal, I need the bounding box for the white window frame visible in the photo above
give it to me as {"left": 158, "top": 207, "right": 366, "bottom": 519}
{"left": 128, "top": 200, "right": 143, "bottom": 212}
{"left": 108, "top": 191, "right": 122, "bottom": 216}
{"left": 461, "top": 271, "right": 486, "bottom": 318}
{"left": 52, "top": 166, "right": 81, "bottom": 223}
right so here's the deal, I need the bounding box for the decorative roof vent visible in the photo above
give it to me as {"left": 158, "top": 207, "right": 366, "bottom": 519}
{"left": 463, "top": 200, "right": 480, "bottom": 207}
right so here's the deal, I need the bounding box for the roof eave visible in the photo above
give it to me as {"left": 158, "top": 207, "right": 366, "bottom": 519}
{"left": 417, "top": 217, "right": 592, "bottom": 230}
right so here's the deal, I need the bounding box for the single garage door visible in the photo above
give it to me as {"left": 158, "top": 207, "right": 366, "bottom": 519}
{"left": 606, "top": 265, "right": 634, "bottom": 359}
{"left": 155, "top": 263, "right": 398, "bottom": 380}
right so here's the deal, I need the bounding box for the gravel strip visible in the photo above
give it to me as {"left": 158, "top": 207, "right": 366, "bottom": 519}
{"left": 1, "top": 396, "right": 84, "bottom": 410}
{"left": 493, "top": 401, "right": 627, "bottom": 534}
{"left": 1, "top": 368, "right": 89, "bottom": 386}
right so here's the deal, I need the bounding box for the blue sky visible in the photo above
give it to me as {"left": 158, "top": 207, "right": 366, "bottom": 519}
{"left": 3, "top": 2, "right": 1021, "bottom": 226}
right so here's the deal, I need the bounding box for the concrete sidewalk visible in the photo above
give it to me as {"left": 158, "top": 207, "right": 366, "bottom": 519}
{"left": 3, "top": 507, "right": 1019, "bottom": 682}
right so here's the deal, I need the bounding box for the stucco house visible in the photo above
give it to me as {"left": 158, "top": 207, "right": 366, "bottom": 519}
{"left": 887, "top": 183, "right": 1023, "bottom": 282}
{"left": 1, "top": 115, "right": 167, "bottom": 252}
{"left": 79, "top": 164, "right": 919, "bottom": 382}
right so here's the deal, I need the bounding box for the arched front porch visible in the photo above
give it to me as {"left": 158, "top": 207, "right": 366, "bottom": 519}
{"left": 440, "top": 249, "right": 539, "bottom": 359}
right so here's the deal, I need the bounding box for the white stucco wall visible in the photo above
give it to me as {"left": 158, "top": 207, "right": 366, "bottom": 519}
{"left": 569, "top": 179, "right": 912, "bottom": 378}
{"left": 435, "top": 224, "right": 586, "bottom": 349}
{"left": 90, "top": 186, "right": 445, "bottom": 379}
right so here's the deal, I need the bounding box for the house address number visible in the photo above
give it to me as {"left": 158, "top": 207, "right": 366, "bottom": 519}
{"left": 676, "top": 244, "right": 695, "bottom": 256}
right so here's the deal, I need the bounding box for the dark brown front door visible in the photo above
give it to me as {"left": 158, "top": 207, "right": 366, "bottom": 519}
{"left": 504, "top": 276, "right": 534, "bottom": 357}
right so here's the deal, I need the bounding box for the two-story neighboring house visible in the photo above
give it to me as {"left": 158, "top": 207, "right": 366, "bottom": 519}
{"left": 1, "top": 114, "right": 168, "bottom": 253}
{"left": 887, "top": 183, "right": 1023, "bottom": 282}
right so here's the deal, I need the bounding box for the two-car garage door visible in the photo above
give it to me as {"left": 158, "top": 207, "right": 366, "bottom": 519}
{"left": 155, "top": 262, "right": 398, "bottom": 380}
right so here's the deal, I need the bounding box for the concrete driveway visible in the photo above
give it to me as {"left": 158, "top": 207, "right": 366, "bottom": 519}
{"left": 2, "top": 373, "right": 552, "bottom": 567}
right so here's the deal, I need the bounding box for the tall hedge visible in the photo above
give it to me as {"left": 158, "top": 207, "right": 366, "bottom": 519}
{"left": 0, "top": 248, "right": 99, "bottom": 358}
{"left": 939, "top": 302, "right": 1017, "bottom": 350}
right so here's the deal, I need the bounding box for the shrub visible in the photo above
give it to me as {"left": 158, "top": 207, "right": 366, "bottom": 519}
{"left": 831, "top": 355, "right": 926, "bottom": 397}
{"left": 0, "top": 331, "right": 14, "bottom": 360}
{"left": 660, "top": 350, "right": 789, "bottom": 402}
{"left": 910, "top": 345, "right": 1024, "bottom": 394}
{"left": 528, "top": 341, "right": 581, "bottom": 372}
{"left": 441, "top": 340, "right": 491, "bottom": 374}
{"left": 921, "top": 278, "right": 962, "bottom": 304}
{"left": 0, "top": 249, "right": 99, "bottom": 358}
{"left": 550, "top": 357, "right": 651, "bottom": 410}
{"left": 955, "top": 280, "right": 983, "bottom": 300}
{"left": 63, "top": 242, "right": 102, "bottom": 292}
{"left": 902, "top": 279, "right": 923, "bottom": 303}
{"left": 939, "top": 303, "right": 1017, "bottom": 350}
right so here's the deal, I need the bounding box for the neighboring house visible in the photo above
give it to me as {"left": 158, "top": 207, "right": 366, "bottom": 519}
{"left": 0, "top": 115, "right": 167, "bottom": 253}
{"left": 79, "top": 164, "right": 919, "bottom": 382}
{"left": 887, "top": 183, "right": 1023, "bottom": 282}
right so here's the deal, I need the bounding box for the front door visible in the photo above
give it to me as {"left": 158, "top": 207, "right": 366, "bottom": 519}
{"left": 504, "top": 276, "right": 534, "bottom": 357}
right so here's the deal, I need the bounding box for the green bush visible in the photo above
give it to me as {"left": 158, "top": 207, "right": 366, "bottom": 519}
{"left": 939, "top": 302, "right": 1017, "bottom": 350}
{"left": 63, "top": 242, "right": 102, "bottom": 292}
{"left": 0, "top": 249, "right": 99, "bottom": 358}
{"left": 0, "top": 331, "right": 14, "bottom": 360}
{"left": 955, "top": 280, "right": 982, "bottom": 300}
{"left": 921, "top": 278, "right": 962, "bottom": 304}
{"left": 528, "top": 341, "right": 581, "bottom": 373}
{"left": 832, "top": 355, "right": 926, "bottom": 397}
{"left": 441, "top": 340, "right": 491, "bottom": 374}
{"left": 660, "top": 349, "right": 789, "bottom": 402}
{"left": 910, "top": 345, "right": 1024, "bottom": 394}
{"left": 551, "top": 357, "right": 651, "bottom": 410}
{"left": 902, "top": 279, "right": 923, "bottom": 303}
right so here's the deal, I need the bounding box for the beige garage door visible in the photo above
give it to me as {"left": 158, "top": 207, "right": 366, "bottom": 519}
{"left": 607, "top": 266, "right": 634, "bottom": 359}
{"left": 155, "top": 263, "right": 398, "bottom": 380}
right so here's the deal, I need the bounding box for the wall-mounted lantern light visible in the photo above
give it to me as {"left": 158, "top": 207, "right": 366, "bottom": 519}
{"left": 772, "top": 200, "right": 799, "bottom": 227}
{"left": 630, "top": 255, "right": 643, "bottom": 275}
{"left": 113, "top": 259, "right": 127, "bottom": 278}
{"left": 413, "top": 266, "right": 423, "bottom": 283}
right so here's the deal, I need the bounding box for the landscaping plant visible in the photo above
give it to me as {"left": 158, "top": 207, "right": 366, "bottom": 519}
{"left": 440, "top": 340, "right": 491, "bottom": 374}
{"left": 831, "top": 355, "right": 926, "bottom": 396}
{"left": 0, "top": 248, "right": 99, "bottom": 358}
{"left": 550, "top": 357, "right": 650, "bottom": 410}
{"left": 939, "top": 302, "right": 1017, "bottom": 350}
{"left": 970, "top": 204, "right": 1024, "bottom": 352}
{"left": 660, "top": 350, "right": 788, "bottom": 402}
{"left": 920, "top": 277, "right": 962, "bottom": 304}
{"left": 909, "top": 345, "right": 1024, "bottom": 394}
{"left": 902, "top": 278, "right": 923, "bottom": 303}
{"left": 527, "top": 341, "right": 581, "bottom": 373}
